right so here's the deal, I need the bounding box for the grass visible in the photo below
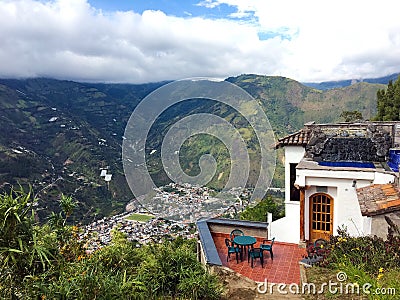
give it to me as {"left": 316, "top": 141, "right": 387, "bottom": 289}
{"left": 125, "top": 213, "right": 154, "bottom": 222}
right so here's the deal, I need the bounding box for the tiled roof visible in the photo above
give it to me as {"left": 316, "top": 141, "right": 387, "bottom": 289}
{"left": 275, "top": 129, "right": 311, "bottom": 149}
{"left": 357, "top": 183, "right": 400, "bottom": 216}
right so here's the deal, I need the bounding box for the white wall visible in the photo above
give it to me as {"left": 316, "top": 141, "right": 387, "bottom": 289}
{"left": 270, "top": 202, "right": 300, "bottom": 244}
{"left": 298, "top": 169, "right": 396, "bottom": 239}
{"left": 373, "top": 172, "right": 396, "bottom": 184}
{"left": 284, "top": 146, "right": 305, "bottom": 203}
{"left": 270, "top": 146, "right": 304, "bottom": 244}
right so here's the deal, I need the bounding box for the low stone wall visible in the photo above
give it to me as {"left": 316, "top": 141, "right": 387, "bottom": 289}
{"left": 207, "top": 218, "right": 268, "bottom": 240}
{"left": 209, "top": 224, "right": 268, "bottom": 239}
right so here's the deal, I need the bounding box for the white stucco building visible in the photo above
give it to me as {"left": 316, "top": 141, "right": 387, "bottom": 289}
{"left": 271, "top": 122, "right": 400, "bottom": 244}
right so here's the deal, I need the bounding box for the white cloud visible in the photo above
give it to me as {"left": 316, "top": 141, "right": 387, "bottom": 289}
{"left": 202, "top": 0, "right": 400, "bottom": 81}
{"left": 0, "top": 0, "right": 399, "bottom": 83}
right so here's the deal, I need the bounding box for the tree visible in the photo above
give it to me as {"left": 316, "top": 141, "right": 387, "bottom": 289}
{"left": 375, "top": 76, "right": 400, "bottom": 121}
{"left": 340, "top": 110, "right": 363, "bottom": 122}
{"left": 240, "top": 195, "right": 284, "bottom": 222}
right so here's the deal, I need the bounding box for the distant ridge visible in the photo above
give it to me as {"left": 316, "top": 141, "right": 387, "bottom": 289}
{"left": 302, "top": 72, "right": 400, "bottom": 90}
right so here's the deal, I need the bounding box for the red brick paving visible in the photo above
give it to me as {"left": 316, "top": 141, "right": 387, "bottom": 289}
{"left": 212, "top": 233, "right": 306, "bottom": 284}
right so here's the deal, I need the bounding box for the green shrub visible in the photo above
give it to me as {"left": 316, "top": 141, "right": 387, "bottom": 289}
{"left": 0, "top": 187, "right": 58, "bottom": 298}
{"left": 135, "top": 238, "right": 222, "bottom": 299}
{"left": 240, "top": 195, "right": 284, "bottom": 222}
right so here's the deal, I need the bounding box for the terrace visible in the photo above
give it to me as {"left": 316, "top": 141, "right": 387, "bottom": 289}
{"left": 197, "top": 218, "right": 307, "bottom": 284}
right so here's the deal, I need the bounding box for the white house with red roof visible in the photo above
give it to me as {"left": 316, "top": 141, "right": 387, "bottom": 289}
{"left": 272, "top": 121, "right": 400, "bottom": 245}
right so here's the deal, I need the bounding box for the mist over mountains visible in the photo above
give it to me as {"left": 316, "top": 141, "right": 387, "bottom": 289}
{"left": 302, "top": 72, "right": 400, "bottom": 90}
{"left": 0, "top": 73, "right": 397, "bottom": 222}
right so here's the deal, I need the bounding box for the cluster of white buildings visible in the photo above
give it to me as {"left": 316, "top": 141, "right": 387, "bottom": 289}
{"left": 145, "top": 183, "right": 249, "bottom": 222}
{"left": 79, "top": 211, "right": 195, "bottom": 252}
{"left": 78, "top": 183, "right": 255, "bottom": 251}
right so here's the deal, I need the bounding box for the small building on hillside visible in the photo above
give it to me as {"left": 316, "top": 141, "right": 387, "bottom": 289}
{"left": 273, "top": 121, "right": 400, "bottom": 244}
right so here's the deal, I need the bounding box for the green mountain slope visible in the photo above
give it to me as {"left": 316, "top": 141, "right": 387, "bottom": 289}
{"left": 0, "top": 75, "right": 386, "bottom": 222}
{"left": 0, "top": 78, "right": 161, "bottom": 223}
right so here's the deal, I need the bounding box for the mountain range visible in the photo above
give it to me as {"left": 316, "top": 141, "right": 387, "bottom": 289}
{"left": 302, "top": 72, "right": 400, "bottom": 90}
{"left": 0, "top": 73, "right": 397, "bottom": 223}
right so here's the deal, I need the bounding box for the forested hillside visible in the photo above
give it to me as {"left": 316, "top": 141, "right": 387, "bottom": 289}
{"left": 227, "top": 75, "right": 383, "bottom": 137}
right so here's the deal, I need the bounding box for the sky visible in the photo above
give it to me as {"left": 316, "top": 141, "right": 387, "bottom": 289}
{"left": 1, "top": 0, "right": 400, "bottom": 84}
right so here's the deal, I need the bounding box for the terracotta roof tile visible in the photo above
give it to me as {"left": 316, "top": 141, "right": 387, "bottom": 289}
{"left": 357, "top": 183, "right": 400, "bottom": 216}
{"left": 275, "top": 129, "right": 312, "bottom": 149}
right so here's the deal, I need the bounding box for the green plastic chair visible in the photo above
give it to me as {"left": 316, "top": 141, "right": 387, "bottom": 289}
{"left": 230, "top": 229, "right": 244, "bottom": 241}
{"left": 225, "top": 238, "right": 241, "bottom": 263}
{"left": 260, "top": 237, "right": 275, "bottom": 260}
{"left": 248, "top": 247, "right": 263, "bottom": 268}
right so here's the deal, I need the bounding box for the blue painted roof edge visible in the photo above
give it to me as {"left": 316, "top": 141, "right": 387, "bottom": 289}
{"left": 318, "top": 161, "right": 376, "bottom": 168}
{"left": 196, "top": 219, "right": 222, "bottom": 266}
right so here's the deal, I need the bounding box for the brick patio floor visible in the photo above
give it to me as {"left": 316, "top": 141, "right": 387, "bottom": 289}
{"left": 212, "top": 233, "right": 307, "bottom": 284}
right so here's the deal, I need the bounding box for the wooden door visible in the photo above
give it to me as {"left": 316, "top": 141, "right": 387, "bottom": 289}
{"left": 309, "top": 193, "right": 333, "bottom": 242}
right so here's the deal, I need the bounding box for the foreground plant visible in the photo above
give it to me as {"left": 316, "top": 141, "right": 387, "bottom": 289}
{"left": 0, "top": 187, "right": 57, "bottom": 298}
{"left": 319, "top": 225, "right": 400, "bottom": 274}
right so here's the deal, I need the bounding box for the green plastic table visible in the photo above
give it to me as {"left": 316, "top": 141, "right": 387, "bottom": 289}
{"left": 233, "top": 235, "right": 257, "bottom": 261}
